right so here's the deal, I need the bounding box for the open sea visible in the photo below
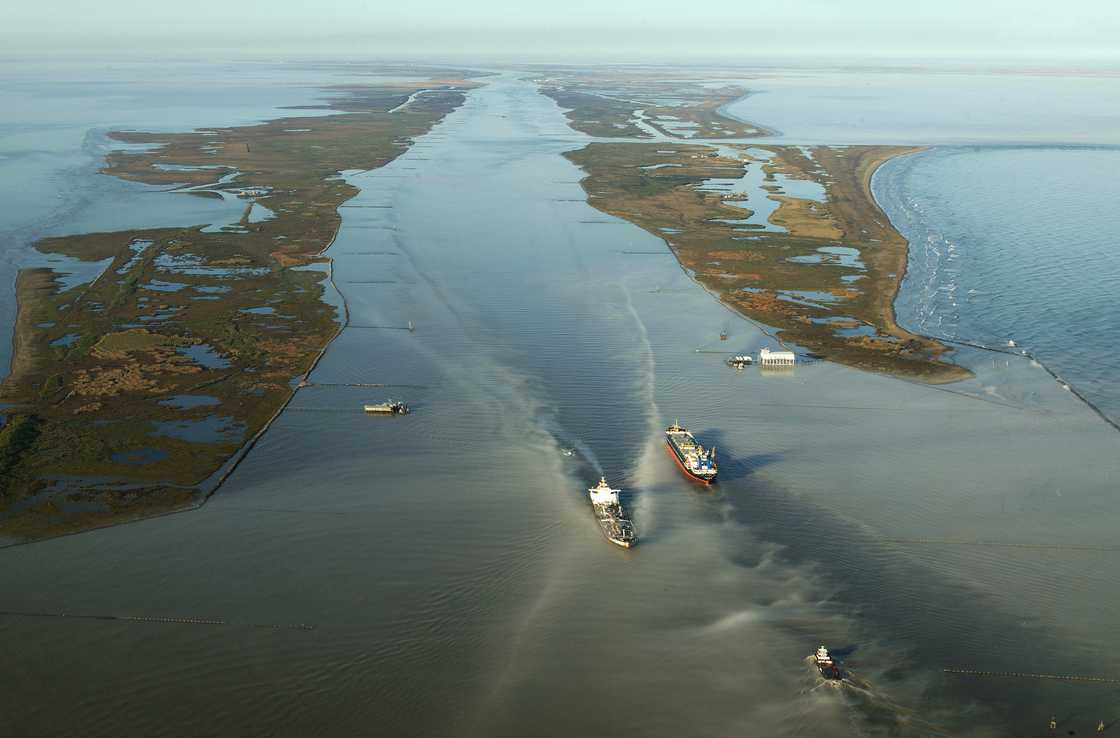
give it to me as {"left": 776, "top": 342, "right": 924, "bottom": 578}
{"left": 1, "top": 62, "right": 1119, "bottom": 737}
{"left": 877, "top": 145, "right": 1120, "bottom": 425}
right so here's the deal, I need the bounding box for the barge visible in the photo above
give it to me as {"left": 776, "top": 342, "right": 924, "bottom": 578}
{"left": 364, "top": 399, "right": 409, "bottom": 415}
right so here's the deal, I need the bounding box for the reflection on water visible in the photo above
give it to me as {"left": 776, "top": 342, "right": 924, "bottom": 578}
{"left": 699, "top": 145, "right": 827, "bottom": 233}
{"left": 0, "top": 71, "right": 1118, "bottom": 738}
{"left": 175, "top": 343, "right": 230, "bottom": 369}
{"left": 48, "top": 332, "right": 80, "bottom": 347}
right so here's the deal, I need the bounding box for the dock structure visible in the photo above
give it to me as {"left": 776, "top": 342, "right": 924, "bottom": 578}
{"left": 759, "top": 347, "right": 796, "bottom": 367}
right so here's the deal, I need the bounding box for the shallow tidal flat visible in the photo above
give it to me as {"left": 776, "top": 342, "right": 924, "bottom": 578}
{"left": 0, "top": 76, "right": 478, "bottom": 542}
{"left": 564, "top": 141, "right": 967, "bottom": 381}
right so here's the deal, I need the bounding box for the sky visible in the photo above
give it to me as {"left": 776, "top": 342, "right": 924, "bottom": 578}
{"left": 4, "top": 0, "right": 1119, "bottom": 62}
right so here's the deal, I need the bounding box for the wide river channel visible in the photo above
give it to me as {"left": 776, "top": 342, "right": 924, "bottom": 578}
{"left": 2, "top": 73, "right": 1119, "bottom": 738}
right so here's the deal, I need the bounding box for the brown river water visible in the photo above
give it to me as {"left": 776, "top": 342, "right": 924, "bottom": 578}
{"left": 2, "top": 72, "right": 1119, "bottom": 737}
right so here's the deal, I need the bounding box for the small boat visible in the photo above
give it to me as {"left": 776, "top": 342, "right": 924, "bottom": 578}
{"left": 727, "top": 354, "right": 752, "bottom": 368}
{"left": 561, "top": 448, "right": 574, "bottom": 457}
{"left": 588, "top": 477, "right": 637, "bottom": 548}
{"left": 719, "top": 331, "right": 729, "bottom": 341}
{"left": 813, "top": 645, "right": 843, "bottom": 680}
{"left": 1007, "top": 339, "right": 1016, "bottom": 348}
{"left": 364, "top": 399, "right": 409, "bottom": 415}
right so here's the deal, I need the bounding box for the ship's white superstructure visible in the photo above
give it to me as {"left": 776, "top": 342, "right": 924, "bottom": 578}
{"left": 813, "top": 645, "right": 843, "bottom": 680}
{"left": 589, "top": 477, "right": 620, "bottom": 506}
{"left": 588, "top": 477, "right": 636, "bottom": 548}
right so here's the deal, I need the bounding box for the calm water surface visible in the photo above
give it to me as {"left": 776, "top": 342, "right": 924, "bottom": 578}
{"left": 0, "top": 69, "right": 1119, "bottom": 737}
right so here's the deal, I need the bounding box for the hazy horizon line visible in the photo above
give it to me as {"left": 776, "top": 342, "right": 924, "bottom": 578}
{"left": 3, "top": 51, "right": 1120, "bottom": 70}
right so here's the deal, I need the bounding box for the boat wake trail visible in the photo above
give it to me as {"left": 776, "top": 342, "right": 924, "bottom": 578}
{"left": 533, "top": 412, "right": 603, "bottom": 474}
{"left": 617, "top": 282, "right": 667, "bottom": 535}
{"left": 619, "top": 282, "right": 663, "bottom": 443}
{"left": 799, "top": 657, "right": 958, "bottom": 738}
{"left": 566, "top": 437, "right": 603, "bottom": 474}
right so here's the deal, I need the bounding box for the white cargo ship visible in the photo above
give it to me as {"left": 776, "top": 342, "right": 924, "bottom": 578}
{"left": 588, "top": 477, "right": 637, "bottom": 548}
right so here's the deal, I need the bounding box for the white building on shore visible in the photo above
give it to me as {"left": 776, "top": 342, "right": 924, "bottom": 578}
{"left": 759, "top": 347, "right": 796, "bottom": 367}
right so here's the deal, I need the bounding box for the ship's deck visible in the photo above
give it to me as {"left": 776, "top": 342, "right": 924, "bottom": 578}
{"left": 667, "top": 432, "right": 699, "bottom": 452}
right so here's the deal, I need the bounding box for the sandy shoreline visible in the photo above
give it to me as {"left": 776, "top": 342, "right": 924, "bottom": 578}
{"left": 858, "top": 145, "right": 971, "bottom": 384}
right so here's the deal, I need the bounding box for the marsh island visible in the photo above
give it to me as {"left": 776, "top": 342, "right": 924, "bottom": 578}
{"left": 0, "top": 72, "right": 480, "bottom": 542}
{"left": 542, "top": 68, "right": 966, "bottom": 381}
{"left": 564, "top": 141, "right": 966, "bottom": 380}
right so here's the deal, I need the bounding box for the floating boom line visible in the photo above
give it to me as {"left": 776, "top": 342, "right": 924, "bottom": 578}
{"left": 0, "top": 609, "right": 315, "bottom": 631}
{"left": 944, "top": 668, "right": 1120, "bottom": 684}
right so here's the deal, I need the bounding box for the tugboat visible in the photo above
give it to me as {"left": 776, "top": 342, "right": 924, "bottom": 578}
{"left": 665, "top": 422, "right": 718, "bottom": 484}
{"left": 814, "top": 645, "right": 843, "bottom": 680}
{"left": 363, "top": 399, "right": 409, "bottom": 415}
{"left": 588, "top": 477, "right": 637, "bottom": 548}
